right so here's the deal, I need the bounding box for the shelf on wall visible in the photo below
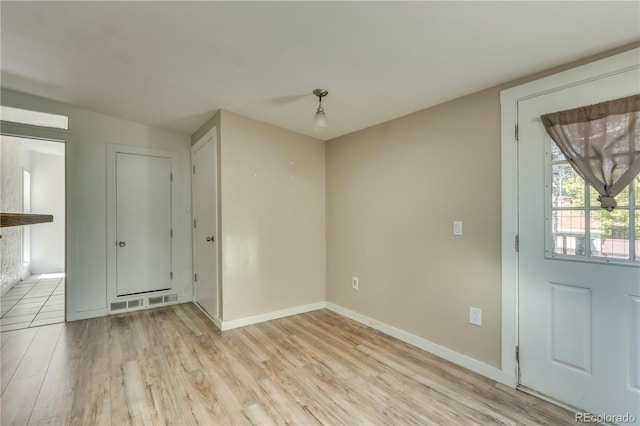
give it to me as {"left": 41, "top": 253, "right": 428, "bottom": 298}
{"left": 0, "top": 213, "right": 54, "bottom": 228}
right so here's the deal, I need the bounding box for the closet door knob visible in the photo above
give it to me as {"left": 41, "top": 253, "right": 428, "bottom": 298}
{"left": 118, "top": 241, "right": 126, "bottom": 247}
{"left": 206, "top": 236, "right": 215, "bottom": 242}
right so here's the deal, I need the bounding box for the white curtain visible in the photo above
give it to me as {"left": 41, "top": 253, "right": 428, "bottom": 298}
{"left": 541, "top": 94, "right": 640, "bottom": 211}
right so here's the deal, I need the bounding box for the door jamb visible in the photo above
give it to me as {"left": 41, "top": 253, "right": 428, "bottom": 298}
{"left": 499, "top": 47, "right": 640, "bottom": 387}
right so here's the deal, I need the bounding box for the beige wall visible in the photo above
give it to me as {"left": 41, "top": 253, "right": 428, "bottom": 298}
{"left": 195, "top": 110, "right": 326, "bottom": 321}
{"left": 325, "top": 42, "right": 640, "bottom": 368}
{"left": 326, "top": 88, "right": 503, "bottom": 366}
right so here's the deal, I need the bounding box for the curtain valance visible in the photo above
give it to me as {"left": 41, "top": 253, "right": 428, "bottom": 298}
{"left": 541, "top": 94, "right": 640, "bottom": 211}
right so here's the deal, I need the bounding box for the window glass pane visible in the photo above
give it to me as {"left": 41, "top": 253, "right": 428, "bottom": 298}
{"left": 636, "top": 175, "right": 640, "bottom": 207}
{"left": 550, "top": 141, "right": 565, "bottom": 161}
{"left": 636, "top": 211, "right": 640, "bottom": 261}
{"left": 0, "top": 105, "right": 68, "bottom": 129}
{"left": 590, "top": 209, "right": 630, "bottom": 260}
{"left": 590, "top": 184, "right": 629, "bottom": 207}
{"left": 552, "top": 163, "right": 584, "bottom": 207}
{"left": 551, "top": 210, "right": 586, "bottom": 256}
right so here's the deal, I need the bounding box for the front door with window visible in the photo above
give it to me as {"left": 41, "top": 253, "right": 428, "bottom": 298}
{"left": 518, "top": 67, "right": 640, "bottom": 419}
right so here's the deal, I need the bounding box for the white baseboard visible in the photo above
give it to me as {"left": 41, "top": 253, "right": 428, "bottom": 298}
{"left": 326, "top": 302, "right": 517, "bottom": 388}
{"left": 30, "top": 268, "right": 65, "bottom": 275}
{"left": 68, "top": 307, "right": 107, "bottom": 321}
{"left": 188, "top": 299, "right": 517, "bottom": 387}
{"left": 178, "top": 294, "right": 193, "bottom": 304}
{"left": 220, "top": 301, "right": 327, "bottom": 331}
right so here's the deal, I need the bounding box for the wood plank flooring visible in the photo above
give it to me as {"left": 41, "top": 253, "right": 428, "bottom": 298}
{"left": 0, "top": 304, "right": 575, "bottom": 425}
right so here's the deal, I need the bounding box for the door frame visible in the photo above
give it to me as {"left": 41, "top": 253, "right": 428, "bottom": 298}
{"left": 500, "top": 48, "right": 640, "bottom": 387}
{"left": 0, "top": 120, "right": 76, "bottom": 322}
{"left": 190, "top": 127, "right": 221, "bottom": 325}
{"left": 21, "top": 168, "right": 31, "bottom": 280}
{"left": 106, "top": 143, "right": 181, "bottom": 306}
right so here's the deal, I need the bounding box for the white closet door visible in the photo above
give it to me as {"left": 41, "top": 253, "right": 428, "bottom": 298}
{"left": 116, "top": 153, "right": 172, "bottom": 296}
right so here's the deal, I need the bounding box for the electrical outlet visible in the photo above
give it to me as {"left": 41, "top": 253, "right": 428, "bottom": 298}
{"left": 352, "top": 276, "right": 359, "bottom": 290}
{"left": 469, "top": 306, "right": 482, "bottom": 326}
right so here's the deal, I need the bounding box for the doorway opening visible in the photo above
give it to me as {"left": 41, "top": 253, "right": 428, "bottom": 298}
{"left": 1, "top": 135, "right": 66, "bottom": 331}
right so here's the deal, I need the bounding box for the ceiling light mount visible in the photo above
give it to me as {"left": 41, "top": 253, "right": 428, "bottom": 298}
{"left": 313, "top": 89, "right": 329, "bottom": 130}
{"left": 313, "top": 89, "right": 328, "bottom": 98}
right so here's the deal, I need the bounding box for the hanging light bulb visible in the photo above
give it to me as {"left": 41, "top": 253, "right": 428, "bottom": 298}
{"left": 312, "top": 89, "right": 328, "bottom": 130}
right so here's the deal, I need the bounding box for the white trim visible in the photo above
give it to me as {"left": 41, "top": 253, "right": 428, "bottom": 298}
{"left": 191, "top": 127, "right": 215, "bottom": 152}
{"left": 0, "top": 121, "right": 78, "bottom": 321}
{"left": 219, "top": 302, "right": 327, "bottom": 331}
{"left": 197, "top": 297, "right": 516, "bottom": 386}
{"left": 500, "top": 71, "right": 520, "bottom": 387}
{"left": 73, "top": 307, "right": 107, "bottom": 321}
{"left": 326, "top": 302, "right": 515, "bottom": 387}
{"left": 195, "top": 297, "right": 513, "bottom": 386}
{"left": 500, "top": 48, "right": 640, "bottom": 387}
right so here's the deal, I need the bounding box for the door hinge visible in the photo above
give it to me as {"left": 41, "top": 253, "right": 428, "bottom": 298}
{"left": 170, "top": 229, "right": 173, "bottom": 237}
{"left": 192, "top": 165, "right": 196, "bottom": 174}
{"left": 516, "top": 346, "right": 520, "bottom": 362}
{"left": 194, "top": 273, "right": 198, "bottom": 282}
{"left": 170, "top": 172, "right": 173, "bottom": 181}
{"left": 515, "top": 234, "right": 519, "bottom": 252}
{"left": 193, "top": 219, "right": 197, "bottom": 229}
{"left": 170, "top": 271, "right": 173, "bottom": 280}
{"left": 515, "top": 124, "right": 519, "bottom": 141}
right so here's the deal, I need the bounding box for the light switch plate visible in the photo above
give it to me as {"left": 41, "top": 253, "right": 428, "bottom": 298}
{"left": 453, "top": 221, "right": 463, "bottom": 236}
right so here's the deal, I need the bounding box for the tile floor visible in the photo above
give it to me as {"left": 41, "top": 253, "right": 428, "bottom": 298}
{"left": 0, "top": 273, "right": 65, "bottom": 332}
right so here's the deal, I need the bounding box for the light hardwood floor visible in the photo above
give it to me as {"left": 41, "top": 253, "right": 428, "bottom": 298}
{"left": 1, "top": 304, "right": 575, "bottom": 425}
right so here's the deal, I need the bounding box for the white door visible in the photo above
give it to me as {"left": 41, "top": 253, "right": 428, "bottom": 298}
{"left": 116, "top": 153, "right": 172, "bottom": 296}
{"left": 518, "top": 68, "right": 640, "bottom": 420}
{"left": 191, "top": 132, "right": 218, "bottom": 319}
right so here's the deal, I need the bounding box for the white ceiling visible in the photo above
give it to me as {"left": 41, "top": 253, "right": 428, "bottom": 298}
{"left": 1, "top": 2, "right": 638, "bottom": 141}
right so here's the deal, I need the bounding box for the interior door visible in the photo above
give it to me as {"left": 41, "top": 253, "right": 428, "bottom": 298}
{"left": 116, "top": 152, "right": 172, "bottom": 296}
{"left": 191, "top": 133, "right": 218, "bottom": 319}
{"left": 518, "top": 68, "right": 640, "bottom": 420}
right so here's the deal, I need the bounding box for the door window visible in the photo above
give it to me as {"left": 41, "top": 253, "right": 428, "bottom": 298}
{"left": 546, "top": 139, "right": 639, "bottom": 263}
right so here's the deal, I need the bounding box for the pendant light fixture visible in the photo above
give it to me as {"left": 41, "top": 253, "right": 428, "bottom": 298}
{"left": 312, "top": 89, "right": 328, "bottom": 130}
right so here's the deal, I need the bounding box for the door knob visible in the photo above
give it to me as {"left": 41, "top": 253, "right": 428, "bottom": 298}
{"left": 206, "top": 236, "right": 215, "bottom": 242}
{"left": 118, "top": 241, "right": 126, "bottom": 247}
